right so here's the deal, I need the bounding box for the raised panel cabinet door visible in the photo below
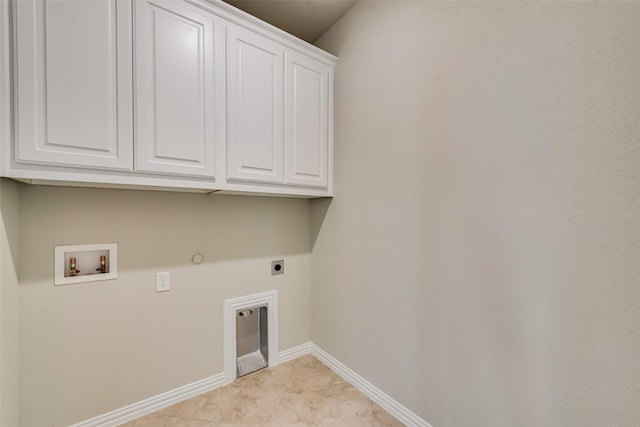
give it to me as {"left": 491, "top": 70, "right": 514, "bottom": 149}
{"left": 134, "top": 0, "right": 219, "bottom": 178}
{"left": 284, "top": 51, "right": 330, "bottom": 188}
{"left": 14, "top": 0, "right": 133, "bottom": 170}
{"left": 226, "top": 25, "right": 284, "bottom": 184}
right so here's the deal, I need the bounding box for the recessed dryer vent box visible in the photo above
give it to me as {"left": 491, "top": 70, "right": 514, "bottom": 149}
{"left": 54, "top": 243, "right": 117, "bottom": 286}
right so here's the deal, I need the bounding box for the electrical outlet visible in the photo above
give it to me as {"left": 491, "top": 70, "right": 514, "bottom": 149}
{"left": 271, "top": 260, "right": 284, "bottom": 275}
{"left": 156, "top": 272, "right": 170, "bottom": 292}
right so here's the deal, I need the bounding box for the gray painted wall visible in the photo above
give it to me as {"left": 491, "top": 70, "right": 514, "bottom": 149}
{"left": 16, "top": 185, "right": 311, "bottom": 426}
{"left": 1, "top": 179, "right": 20, "bottom": 427}
{"left": 312, "top": 2, "right": 640, "bottom": 426}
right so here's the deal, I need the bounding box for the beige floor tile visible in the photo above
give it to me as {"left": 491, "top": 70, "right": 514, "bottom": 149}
{"left": 163, "top": 417, "right": 216, "bottom": 427}
{"left": 278, "top": 358, "right": 298, "bottom": 368}
{"left": 171, "top": 387, "right": 237, "bottom": 422}
{"left": 219, "top": 384, "right": 282, "bottom": 425}
{"left": 124, "top": 355, "right": 405, "bottom": 427}
{"left": 152, "top": 400, "right": 184, "bottom": 417}
{"left": 325, "top": 393, "right": 373, "bottom": 414}
{"left": 269, "top": 389, "right": 326, "bottom": 426}
{"left": 325, "top": 374, "right": 360, "bottom": 397}
{"left": 293, "top": 354, "right": 323, "bottom": 368}
{"left": 237, "top": 370, "right": 290, "bottom": 398}
{"left": 320, "top": 393, "right": 374, "bottom": 426}
{"left": 317, "top": 417, "right": 374, "bottom": 427}
{"left": 252, "top": 362, "right": 295, "bottom": 386}
{"left": 288, "top": 370, "right": 333, "bottom": 394}
{"left": 118, "top": 413, "right": 170, "bottom": 427}
{"left": 373, "top": 402, "right": 406, "bottom": 427}
{"left": 292, "top": 355, "right": 332, "bottom": 379}
{"left": 268, "top": 418, "right": 321, "bottom": 427}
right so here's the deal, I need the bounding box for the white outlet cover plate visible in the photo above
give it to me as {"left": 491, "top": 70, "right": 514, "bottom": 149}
{"left": 156, "top": 272, "right": 170, "bottom": 292}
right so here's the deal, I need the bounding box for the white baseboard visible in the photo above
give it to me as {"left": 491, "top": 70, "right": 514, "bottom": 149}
{"left": 69, "top": 373, "right": 225, "bottom": 427}
{"left": 277, "top": 341, "right": 311, "bottom": 364}
{"left": 310, "top": 343, "right": 432, "bottom": 427}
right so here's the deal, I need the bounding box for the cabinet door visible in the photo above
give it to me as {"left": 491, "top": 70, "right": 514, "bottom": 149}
{"left": 226, "top": 25, "right": 284, "bottom": 184}
{"left": 134, "top": 0, "right": 219, "bottom": 178}
{"left": 284, "top": 51, "right": 330, "bottom": 188}
{"left": 14, "top": 0, "right": 133, "bottom": 170}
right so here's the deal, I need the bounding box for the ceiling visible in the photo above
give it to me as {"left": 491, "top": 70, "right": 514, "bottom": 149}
{"left": 223, "top": 0, "right": 358, "bottom": 44}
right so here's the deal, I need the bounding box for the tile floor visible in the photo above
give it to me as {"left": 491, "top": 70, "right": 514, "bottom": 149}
{"left": 119, "top": 354, "right": 405, "bottom": 427}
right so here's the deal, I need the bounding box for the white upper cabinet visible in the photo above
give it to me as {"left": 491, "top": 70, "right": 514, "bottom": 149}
{"left": 3, "top": 0, "right": 335, "bottom": 196}
{"left": 226, "top": 24, "right": 284, "bottom": 184}
{"left": 13, "top": 0, "right": 133, "bottom": 170}
{"left": 284, "top": 50, "right": 331, "bottom": 188}
{"left": 134, "top": 0, "right": 221, "bottom": 178}
{"left": 225, "top": 26, "right": 334, "bottom": 192}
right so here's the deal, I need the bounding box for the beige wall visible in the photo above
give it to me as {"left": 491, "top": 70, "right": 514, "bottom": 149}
{"left": 1, "top": 179, "right": 21, "bottom": 427}
{"left": 17, "top": 185, "right": 311, "bottom": 426}
{"left": 312, "top": 2, "right": 640, "bottom": 426}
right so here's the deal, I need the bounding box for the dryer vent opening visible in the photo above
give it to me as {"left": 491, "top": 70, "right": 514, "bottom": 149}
{"left": 236, "top": 305, "right": 268, "bottom": 377}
